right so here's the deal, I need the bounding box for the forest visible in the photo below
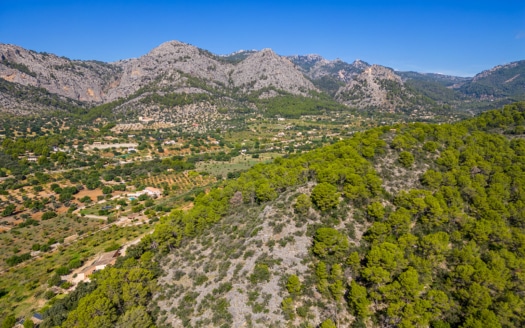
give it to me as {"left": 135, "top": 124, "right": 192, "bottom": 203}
{"left": 6, "top": 101, "right": 525, "bottom": 328}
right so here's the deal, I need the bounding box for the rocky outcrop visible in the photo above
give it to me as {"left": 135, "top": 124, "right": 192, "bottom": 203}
{"left": 232, "top": 49, "right": 316, "bottom": 95}
{"left": 335, "top": 65, "right": 414, "bottom": 112}
{"left": 106, "top": 41, "right": 231, "bottom": 101}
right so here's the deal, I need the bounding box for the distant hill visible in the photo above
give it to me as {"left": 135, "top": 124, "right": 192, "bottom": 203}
{"left": 456, "top": 60, "right": 525, "bottom": 101}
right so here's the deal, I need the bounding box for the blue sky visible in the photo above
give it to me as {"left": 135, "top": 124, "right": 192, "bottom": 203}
{"left": 1, "top": 0, "right": 524, "bottom": 76}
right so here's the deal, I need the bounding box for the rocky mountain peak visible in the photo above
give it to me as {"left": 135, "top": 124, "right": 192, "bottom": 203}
{"left": 288, "top": 54, "right": 371, "bottom": 86}
{"left": 1, "top": 40, "right": 523, "bottom": 116}
{"left": 352, "top": 59, "right": 370, "bottom": 70}
{"left": 147, "top": 40, "right": 201, "bottom": 59}
{"left": 289, "top": 54, "right": 327, "bottom": 63}
{"left": 363, "top": 65, "right": 401, "bottom": 83}
{"left": 231, "top": 48, "right": 317, "bottom": 96}
{"left": 250, "top": 48, "right": 281, "bottom": 60}
{"left": 287, "top": 54, "right": 329, "bottom": 72}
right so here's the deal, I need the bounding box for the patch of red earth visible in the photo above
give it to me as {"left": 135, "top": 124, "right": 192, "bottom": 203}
{"left": 75, "top": 188, "right": 103, "bottom": 201}
{"left": 56, "top": 206, "right": 69, "bottom": 214}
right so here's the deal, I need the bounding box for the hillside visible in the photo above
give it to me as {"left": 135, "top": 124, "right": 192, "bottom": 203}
{"left": 37, "top": 102, "right": 525, "bottom": 328}
{"left": 457, "top": 60, "right": 525, "bottom": 101}
{"left": 0, "top": 44, "right": 120, "bottom": 103}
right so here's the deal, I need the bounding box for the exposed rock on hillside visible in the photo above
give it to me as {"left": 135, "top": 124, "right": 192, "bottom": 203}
{"left": 106, "top": 41, "right": 231, "bottom": 101}
{"left": 0, "top": 78, "right": 86, "bottom": 115}
{"left": 0, "top": 43, "right": 119, "bottom": 103}
{"left": 156, "top": 191, "right": 326, "bottom": 327}
{"left": 335, "top": 65, "right": 411, "bottom": 112}
{"left": 232, "top": 49, "right": 317, "bottom": 96}
{"left": 0, "top": 41, "right": 319, "bottom": 114}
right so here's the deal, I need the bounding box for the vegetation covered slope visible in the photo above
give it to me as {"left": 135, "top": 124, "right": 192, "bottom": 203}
{"left": 36, "top": 102, "right": 525, "bottom": 328}
{"left": 458, "top": 60, "right": 525, "bottom": 100}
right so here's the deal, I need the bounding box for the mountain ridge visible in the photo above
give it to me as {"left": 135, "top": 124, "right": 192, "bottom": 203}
{"left": 1, "top": 41, "right": 524, "bottom": 117}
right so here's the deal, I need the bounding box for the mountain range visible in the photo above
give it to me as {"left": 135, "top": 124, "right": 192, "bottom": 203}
{"left": 0, "top": 40, "right": 524, "bottom": 117}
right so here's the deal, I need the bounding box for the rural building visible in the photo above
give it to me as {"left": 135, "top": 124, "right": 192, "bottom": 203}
{"left": 72, "top": 249, "right": 120, "bottom": 283}
{"left": 144, "top": 187, "right": 162, "bottom": 197}
{"left": 127, "top": 186, "right": 162, "bottom": 199}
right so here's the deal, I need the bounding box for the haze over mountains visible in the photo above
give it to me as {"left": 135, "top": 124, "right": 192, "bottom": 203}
{"left": 0, "top": 40, "right": 524, "bottom": 116}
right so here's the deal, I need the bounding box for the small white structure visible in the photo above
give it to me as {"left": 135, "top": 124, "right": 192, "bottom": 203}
{"left": 144, "top": 187, "right": 162, "bottom": 197}
{"left": 128, "top": 187, "right": 162, "bottom": 199}
{"left": 139, "top": 116, "right": 154, "bottom": 123}
{"left": 71, "top": 249, "right": 120, "bottom": 283}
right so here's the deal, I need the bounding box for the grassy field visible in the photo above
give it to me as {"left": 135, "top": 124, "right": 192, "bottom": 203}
{"left": 195, "top": 153, "right": 281, "bottom": 178}
{"left": 0, "top": 214, "right": 105, "bottom": 271}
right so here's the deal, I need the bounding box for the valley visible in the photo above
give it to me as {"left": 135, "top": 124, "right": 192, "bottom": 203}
{"left": 0, "top": 41, "right": 524, "bottom": 327}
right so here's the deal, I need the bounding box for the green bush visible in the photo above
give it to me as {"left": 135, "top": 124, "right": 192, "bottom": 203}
{"left": 398, "top": 151, "right": 414, "bottom": 168}
{"left": 41, "top": 211, "right": 57, "bottom": 220}
{"left": 249, "top": 263, "right": 271, "bottom": 284}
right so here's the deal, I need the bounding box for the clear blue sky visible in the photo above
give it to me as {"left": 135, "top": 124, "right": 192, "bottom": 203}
{"left": 1, "top": 0, "right": 524, "bottom": 76}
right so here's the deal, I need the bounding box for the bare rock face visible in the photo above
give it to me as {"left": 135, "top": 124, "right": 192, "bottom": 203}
{"left": 335, "top": 65, "right": 411, "bottom": 112}
{"left": 0, "top": 88, "right": 33, "bottom": 115}
{"left": 232, "top": 49, "right": 317, "bottom": 95}
{"left": 80, "top": 41, "right": 318, "bottom": 104}
{"left": 106, "top": 41, "right": 231, "bottom": 101}
{"left": 0, "top": 43, "right": 119, "bottom": 103}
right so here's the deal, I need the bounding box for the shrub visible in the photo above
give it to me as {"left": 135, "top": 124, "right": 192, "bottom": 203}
{"left": 55, "top": 266, "right": 70, "bottom": 275}
{"left": 249, "top": 263, "right": 271, "bottom": 284}
{"left": 42, "top": 211, "right": 57, "bottom": 220}
{"left": 398, "top": 151, "right": 414, "bottom": 168}
{"left": 44, "top": 290, "right": 56, "bottom": 300}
